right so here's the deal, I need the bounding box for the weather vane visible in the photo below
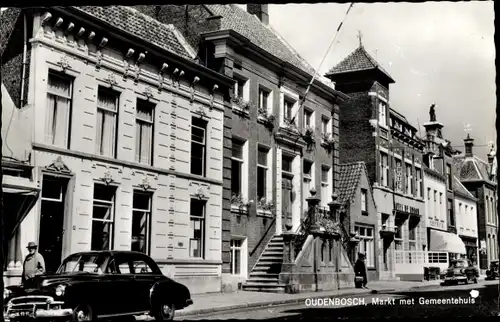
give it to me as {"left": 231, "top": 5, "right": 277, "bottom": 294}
{"left": 357, "top": 30, "right": 363, "bottom": 47}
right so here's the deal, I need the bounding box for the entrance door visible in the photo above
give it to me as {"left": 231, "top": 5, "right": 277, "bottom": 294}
{"left": 281, "top": 175, "right": 293, "bottom": 231}
{"left": 383, "top": 239, "right": 389, "bottom": 271}
{"left": 38, "top": 176, "right": 67, "bottom": 273}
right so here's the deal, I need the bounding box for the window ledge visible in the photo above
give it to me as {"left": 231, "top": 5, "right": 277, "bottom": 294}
{"left": 232, "top": 105, "right": 250, "bottom": 117}
{"left": 231, "top": 204, "right": 249, "bottom": 214}
{"left": 257, "top": 209, "right": 273, "bottom": 217}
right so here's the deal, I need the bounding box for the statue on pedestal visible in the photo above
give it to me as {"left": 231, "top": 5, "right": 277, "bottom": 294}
{"left": 429, "top": 104, "right": 436, "bottom": 122}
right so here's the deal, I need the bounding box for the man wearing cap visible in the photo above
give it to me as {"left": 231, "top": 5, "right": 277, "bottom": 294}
{"left": 22, "top": 242, "right": 46, "bottom": 282}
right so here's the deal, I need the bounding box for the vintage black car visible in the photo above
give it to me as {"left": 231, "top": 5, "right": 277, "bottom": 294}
{"left": 4, "top": 251, "right": 193, "bottom": 321}
{"left": 485, "top": 260, "right": 499, "bottom": 280}
{"left": 443, "top": 258, "right": 479, "bottom": 285}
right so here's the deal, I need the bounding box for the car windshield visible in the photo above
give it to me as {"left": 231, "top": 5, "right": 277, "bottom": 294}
{"left": 57, "top": 253, "right": 108, "bottom": 274}
{"left": 450, "top": 261, "right": 466, "bottom": 268}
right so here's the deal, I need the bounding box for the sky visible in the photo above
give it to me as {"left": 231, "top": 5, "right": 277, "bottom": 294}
{"left": 238, "top": 2, "right": 496, "bottom": 159}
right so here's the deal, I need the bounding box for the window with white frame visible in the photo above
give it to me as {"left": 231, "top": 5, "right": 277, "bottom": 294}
{"left": 230, "top": 239, "right": 243, "bottom": 275}
{"left": 378, "top": 101, "right": 387, "bottom": 127}
{"left": 416, "top": 168, "right": 422, "bottom": 197}
{"left": 361, "top": 189, "right": 368, "bottom": 214}
{"left": 303, "top": 108, "right": 313, "bottom": 129}
{"left": 284, "top": 97, "right": 295, "bottom": 124}
{"left": 131, "top": 191, "right": 152, "bottom": 254}
{"left": 92, "top": 184, "right": 116, "bottom": 251}
{"left": 258, "top": 87, "right": 271, "bottom": 113}
{"left": 380, "top": 152, "right": 389, "bottom": 187}
{"left": 408, "top": 220, "right": 417, "bottom": 250}
{"left": 232, "top": 139, "right": 245, "bottom": 198}
{"left": 189, "top": 199, "right": 205, "bottom": 258}
{"left": 321, "top": 165, "right": 331, "bottom": 206}
{"left": 45, "top": 72, "right": 73, "bottom": 148}
{"left": 257, "top": 146, "right": 269, "bottom": 202}
{"left": 355, "top": 226, "right": 375, "bottom": 268}
{"left": 321, "top": 116, "right": 330, "bottom": 135}
{"left": 303, "top": 160, "right": 314, "bottom": 208}
{"left": 234, "top": 75, "right": 248, "bottom": 101}
{"left": 394, "top": 219, "right": 403, "bottom": 250}
{"left": 191, "top": 117, "right": 207, "bottom": 176}
{"left": 96, "top": 87, "right": 119, "bottom": 157}
{"left": 405, "top": 163, "right": 412, "bottom": 195}
{"left": 135, "top": 99, "right": 154, "bottom": 165}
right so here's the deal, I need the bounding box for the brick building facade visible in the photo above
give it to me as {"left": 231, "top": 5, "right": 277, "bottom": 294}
{"left": 325, "top": 44, "right": 427, "bottom": 281}
{"left": 134, "top": 4, "right": 348, "bottom": 291}
{"left": 1, "top": 6, "right": 233, "bottom": 294}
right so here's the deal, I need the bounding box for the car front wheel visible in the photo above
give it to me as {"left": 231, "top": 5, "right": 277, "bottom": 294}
{"left": 72, "top": 303, "right": 93, "bottom": 322}
{"left": 154, "top": 303, "right": 176, "bottom": 321}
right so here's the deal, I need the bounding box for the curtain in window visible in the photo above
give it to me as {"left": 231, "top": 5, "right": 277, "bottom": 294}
{"left": 96, "top": 91, "right": 117, "bottom": 156}
{"left": 46, "top": 76, "right": 71, "bottom": 147}
{"left": 136, "top": 122, "right": 152, "bottom": 164}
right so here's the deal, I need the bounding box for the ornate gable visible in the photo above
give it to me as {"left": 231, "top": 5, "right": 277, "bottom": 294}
{"left": 43, "top": 156, "right": 71, "bottom": 174}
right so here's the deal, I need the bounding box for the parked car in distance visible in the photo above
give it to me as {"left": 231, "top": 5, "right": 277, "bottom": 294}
{"left": 4, "top": 251, "right": 193, "bottom": 321}
{"left": 443, "top": 258, "right": 479, "bottom": 285}
{"left": 485, "top": 260, "right": 499, "bottom": 280}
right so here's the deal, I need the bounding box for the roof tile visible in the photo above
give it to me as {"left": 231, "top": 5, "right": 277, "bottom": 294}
{"left": 325, "top": 45, "right": 393, "bottom": 82}
{"left": 337, "top": 162, "right": 370, "bottom": 211}
{"left": 452, "top": 175, "right": 475, "bottom": 200}
{"left": 205, "top": 5, "right": 334, "bottom": 88}
{"left": 74, "top": 6, "right": 195, "bottom": 61}
{"left": 453, "top": 155, "right": 495, "bottom": 184}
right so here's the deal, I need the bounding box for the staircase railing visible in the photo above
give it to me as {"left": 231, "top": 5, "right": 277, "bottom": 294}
{"left": 338, "top": 209, "right": 356, "bottom": 266}
{"left": 292, "top": 209, "right": 314, "bottom": 257}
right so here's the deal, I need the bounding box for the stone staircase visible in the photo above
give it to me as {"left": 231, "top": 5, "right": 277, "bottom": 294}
{"left": 242, "top": 235, "right": 286, "bottom": 292}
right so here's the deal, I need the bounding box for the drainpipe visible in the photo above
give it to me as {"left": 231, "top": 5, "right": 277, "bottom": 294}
{"left": 20, "top": 11, "right": 28, "bottom": 107}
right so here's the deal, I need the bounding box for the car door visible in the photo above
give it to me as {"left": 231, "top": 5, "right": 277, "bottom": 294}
{"left": 108, "top": 255, "right": 137, "bottom": 315}
{"left": 131, "top": 255, "right": 163, "bottom": 312}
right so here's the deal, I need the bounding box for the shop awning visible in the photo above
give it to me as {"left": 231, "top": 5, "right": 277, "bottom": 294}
{"left": 2, "top": 182, "right": 40, "bottom": 244}
{"left": 430, "top": 229, "right": 467, "bottom": 254}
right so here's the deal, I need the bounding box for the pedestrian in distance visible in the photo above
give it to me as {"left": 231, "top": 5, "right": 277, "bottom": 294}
{"left": 354, "top": 252, "right": 368, "bottom": 289}
{"left": 22, "top": 242, "right": 46, "bottom": 283}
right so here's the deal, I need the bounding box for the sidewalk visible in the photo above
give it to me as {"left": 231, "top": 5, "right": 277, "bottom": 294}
{"left": 176, "top": 279, "right": 442, "bottom": 317}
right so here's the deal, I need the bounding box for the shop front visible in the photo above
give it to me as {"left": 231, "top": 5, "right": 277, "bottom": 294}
{"left": 429, "top": 229, "right": 466, "bottom": 265}
{"left": 2, "top": 159, "right": 40, "bottom": 286}
{"left": 460, "top": 236, "right": 479, "bottom": 265}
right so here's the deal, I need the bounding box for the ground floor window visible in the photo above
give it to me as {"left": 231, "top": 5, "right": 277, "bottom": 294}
{"left": 132, "top": 191, "right": 152, "bottom": 254}
{"left": 91, "top": 184, "right": 116, "bottom": 251}
{"left": 355, "top": 225, "right": 375, "bottom": 268}
{"left": 189, "top": 199, "right": 205, "bottom": 258}
{"left": 230, "top": 239, "right": 243, "bottom": 275}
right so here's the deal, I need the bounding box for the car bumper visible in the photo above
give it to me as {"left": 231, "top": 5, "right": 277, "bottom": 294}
{"left": 444, "top": 276, "right": 467, "bottom": 282}
{"left": 5, "top": 296, "right": 71, "bottom": 320}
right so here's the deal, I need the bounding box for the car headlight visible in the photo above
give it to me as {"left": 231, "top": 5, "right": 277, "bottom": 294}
{"left": 55, "top": 284, "right": 66, "bottom": 297}
{"left": 3, "top": 289, "right": 11, "bottom": 300}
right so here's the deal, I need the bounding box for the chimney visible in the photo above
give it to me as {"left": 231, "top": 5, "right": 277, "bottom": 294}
{"left": 247, "top": 4, "right": 269, "bottom": 25}
{"left": 464, "top": 133, "right": 474, "bottom": 157}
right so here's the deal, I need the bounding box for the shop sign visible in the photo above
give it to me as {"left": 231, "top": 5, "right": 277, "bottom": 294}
{"left": 395, "top": 202, "right": 420, "bottom": 215}
{"left": 429, "top": 219, "right": 445, "bottom": 230}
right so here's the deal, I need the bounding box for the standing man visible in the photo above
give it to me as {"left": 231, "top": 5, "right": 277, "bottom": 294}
{"left": 354, "top": 252, "right": 368, "bottom": 289}
{"left": 22, "top": 242, "right": 45, "bottom": 282}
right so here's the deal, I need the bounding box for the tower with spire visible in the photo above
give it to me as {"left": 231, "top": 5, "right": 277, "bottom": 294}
{"left": 324, "top": 39, "right": 427, "bottom": 282}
